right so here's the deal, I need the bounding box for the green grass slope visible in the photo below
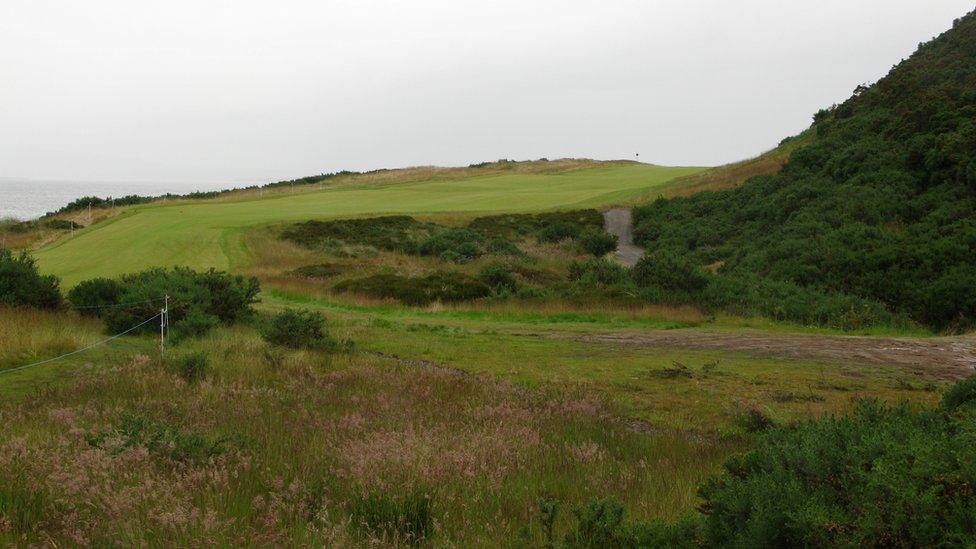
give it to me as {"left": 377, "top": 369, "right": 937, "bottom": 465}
{"left": 36, "top": 162, "right": 702, "bottom": 286}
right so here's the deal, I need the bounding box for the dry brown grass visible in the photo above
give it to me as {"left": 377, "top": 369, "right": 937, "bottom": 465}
{"left": 626, "top": 131, "right": 814, "bottom": 204}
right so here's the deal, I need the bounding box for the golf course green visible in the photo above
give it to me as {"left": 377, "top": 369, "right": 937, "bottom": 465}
{"left": 36, "top": 162, "right": 703, "bottom": 285}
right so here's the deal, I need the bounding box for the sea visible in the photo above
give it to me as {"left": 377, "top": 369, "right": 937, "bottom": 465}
{"left": 0, "top": 179, "right": 235, "bottom": 220}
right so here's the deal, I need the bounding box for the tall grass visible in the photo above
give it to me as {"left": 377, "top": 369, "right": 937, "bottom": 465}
{"left": 0, "top": 321, "right": 731, "bottom": 545}
{"left": 0, "top": 308, "right": 103, "bottom": 369}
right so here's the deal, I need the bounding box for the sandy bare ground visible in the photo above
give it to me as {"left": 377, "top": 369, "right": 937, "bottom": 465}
{"left": 555, "top": 329, "right": 976, "bottom": 380}
{"left": 603, "top": 207, "right": 644, "bottom": 266}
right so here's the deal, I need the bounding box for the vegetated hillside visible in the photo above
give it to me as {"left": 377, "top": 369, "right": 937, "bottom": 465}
{"left": 633, "top": 11, "right": 976, "bottom": 332}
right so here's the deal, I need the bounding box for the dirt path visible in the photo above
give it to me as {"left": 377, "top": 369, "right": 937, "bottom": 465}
{"left": 556, "top": 329, "right": 976, "bottom": 380}
{"left": 603, "top": 207, "right": 643, "bottom": 266}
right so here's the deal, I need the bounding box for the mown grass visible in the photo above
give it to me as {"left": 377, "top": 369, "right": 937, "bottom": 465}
{"left": 35, "top": 162, "right": 703, "bottom": 286}
{"left": 0, "top": 317, "right": 732, "bottom": 546}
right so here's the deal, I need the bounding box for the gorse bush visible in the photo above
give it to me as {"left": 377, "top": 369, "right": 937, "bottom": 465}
{"left": 632, "top": 11, "right": 976, "bottom": 331}
{"left": 418, "top": 228, "right": 484, "bottom": 262}
{"left": 67, "top": 278, "right": 123, "bottom": 316}
{"left": 698, "top": 394, "right": 976, "bottom": 547}
{"left": 261, "top": 308, "right": 337, "bottom": 350}
{"left": 0, "top": 248, "right": 61, "bottom": 309}
{"left": 478, "top": 264, "right": 520, "bottom": 294}
{"left": 74, "top": 267, "right": 259, "bottom": 336}
{"left": 577, "top": 228, "right": 618, "bottom": 257}
{"left": 335, "top": 271, "right": 491, "bottom": 306}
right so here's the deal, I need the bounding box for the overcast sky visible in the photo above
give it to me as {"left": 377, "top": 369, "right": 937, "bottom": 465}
{"left": 1, "top": 1, "right": 973, "bottom": 184}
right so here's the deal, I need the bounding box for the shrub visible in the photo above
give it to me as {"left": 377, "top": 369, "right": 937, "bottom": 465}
{"left": 86, "top": 412, "right": 232, "bottom": 463}
{"left": 289, "top": 263, "right": 343, "bottom": 279}
{"left": 941, "top": 373, "right": 976, "bottom": 412}
{"left": 569, "top": 259, "right": 630, "bottom": 286}
{"left": 577, "top": 229, "right": 618, "bottom": 257}
{"left": 175, "top": 351, "right": 209, "bottom": 383}
{"left": 478, "top": 264, "right": 519, "bottom": 294}
{"left": 537, "top": 221, "right": 583, "bottom": 243}
{"left": 558, "top": 498, "right": 700, "bottom": 548}
{"left": 281, "top": 216, "right": 439, "bottom": 254}
{"left": 335, "top": 272, "right": 491, "bottom": 306}
{"left": 170, "top": 309, "right": 219, "bottom": 342}
{"left": 67, "top": 277, "right": 123, "bottom": 316}
{"left": 418, "top": 228, "right": 484, "bottom": 262}
{"left": 632, "top": 249, "right": 710, "bottom": 295}
{"left": 94, "top": 267, "right": 259, "bottom": 336}
{"left": 469, "top": 210, "right": 603, "bottom": 238}
{"left": 0, "top": 248, "right": 61, "bottom": 309}
{"left": 261, "top": 308, "right": 337, "bottom": 350}
{"left": 350, "top": 490, "right": 433, "bottom": 544}
{"left": 486, "top": 236, "right": 522, "bottom": 256}
{"left": 699, "top": 396, "right": 976, "bottom": 547}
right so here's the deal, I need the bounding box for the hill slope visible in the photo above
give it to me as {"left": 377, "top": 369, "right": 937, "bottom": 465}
{"left": 34, "top": 161, "right": 703, "bottom": 286}
{"left": 633, "top": 11, "right": 976, "bottom": 331}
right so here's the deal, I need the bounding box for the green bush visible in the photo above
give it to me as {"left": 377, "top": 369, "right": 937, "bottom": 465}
{"left": 941, "top": 374, "right": 976, "bottom": 412}
{"left": 539, "top": 497, "right": 700, "bottom": 549}
{"left": 281, "top": 216, "right": 439, "bottom": 254}
{"left": 261, "top": 308, "right": 337, "bottom": 350}
{"left": 67, "top": 277, "right": 123, "bottom": 316}
{"left": 478, "top": 264, "right": 519, "bottom": 294}
{"left": 170, "top": 309, "right": 219, "bottom": 342}
{"left": 537, "top": 221, "right": 583, "bottom": 243}
{"left": 699, "top": 395, "right": 976, "bottom": 547}
{"left": 175, "top": 351, "right": 209, "bottom": 383}
{"left": 469, "top": 210, "right": 603, "bottom": 238}
{"left": 335, "top": 271, "right": 491, "bottom": 306}
{"left": 289, "top": 263, "right": 343, "bottom": 279}
{"left": 0, "top": 248, "right": 61, "bottom": 309}
{"left": 631, "top": 249, "right": 710, "bottom": 295}
{"left": 418, "top": 228, "right": 484, "bottom": 262}
{"left": 85, "top": 412, "right": 232, "bottom": 464}
{"left": 93, "top": 267, "right": 259, "bottom": 336}
{"left": 577, "top": 229, "right": 618, "bottom": 257}
{"left": 569, "top": 259, "right": 630, "bottom": 287}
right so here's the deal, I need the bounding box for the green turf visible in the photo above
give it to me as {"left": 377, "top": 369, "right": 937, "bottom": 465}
{"left": 35, "top": 163, "right": 702, "bottom": 286}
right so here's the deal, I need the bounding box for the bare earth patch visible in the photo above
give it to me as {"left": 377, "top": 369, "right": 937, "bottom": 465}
{"left": 556, "top": 329, "right": 976, "bottom": 380}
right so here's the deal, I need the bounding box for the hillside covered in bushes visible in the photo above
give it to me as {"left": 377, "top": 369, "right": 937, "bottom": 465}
{"left": 632, "top": 11, "right": 976, "bottom": 331}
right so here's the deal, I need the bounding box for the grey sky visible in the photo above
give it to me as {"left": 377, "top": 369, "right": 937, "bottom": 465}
{"left": 2, "top": 1, "right": 973, "bottom": 184}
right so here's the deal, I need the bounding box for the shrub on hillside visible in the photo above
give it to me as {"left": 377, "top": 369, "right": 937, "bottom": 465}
{"left": 0, "top": 248, "right": 61, "bottom": 309}
{"left": 281, "top": 216, "right": 440, "bottom": 255}
{"left": 698, "top": 393, "right": 976, "bottom": 547}
{"left": 577, "top": 229, "right": 618, "bottom": 257}
{"left": 289, "top": 263, "right": 344, "bottom": 279}
{"left": 83, "top": 267, "right": 259, "bottom": 336}
{"left": 335, "top": 271, "right": 491, "bottom": 306}
{"left": 568, "top": 258, "right": 631, "bottom": 287}
{"left": 261, "top": 308, "right": 337, "bottom": 350}
{"left": 631, "top": 249, "right": 710, "bottom": 295}
{"left": 536, "top": 221, "right": 583, "bottom": 243}
{"left": 468, "top": 210, "right": 603, "bottom": 238}
{"left": 67, "top": 278, "right": 124, "bottom": 316}
{"left": 478, "top": 264, "right": 519, "bottom": 294}
{"left": 418, "top": 228, "right": 484, "bottom": 262}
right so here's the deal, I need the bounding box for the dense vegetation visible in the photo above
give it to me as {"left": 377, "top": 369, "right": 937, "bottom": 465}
{"left": 0, "top": 248, "right": 61, "bottom": 309}
{"left": 534, "top": 373, "right": 976, "bottom": 547}
{"left": 67, "top": 267, "right": 260, "bottom": 338}
{"left": 632, "top": 12, "right": 976, "bottom": 331}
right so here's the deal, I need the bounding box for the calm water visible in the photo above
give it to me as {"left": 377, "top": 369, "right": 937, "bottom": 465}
{"left": 0, "top": 179, "right": 234, "bottom": 220}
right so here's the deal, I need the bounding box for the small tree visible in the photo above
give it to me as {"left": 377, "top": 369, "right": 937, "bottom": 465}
{"left": 0, "top": 248, "right": 61, "bottom": 309}
{"left": 67, "top": 277, "right": 123, "bottom": 316}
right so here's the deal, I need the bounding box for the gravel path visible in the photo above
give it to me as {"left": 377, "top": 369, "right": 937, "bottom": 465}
{"left": 603, "top": 207, "right": 644, "bottom": 266}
